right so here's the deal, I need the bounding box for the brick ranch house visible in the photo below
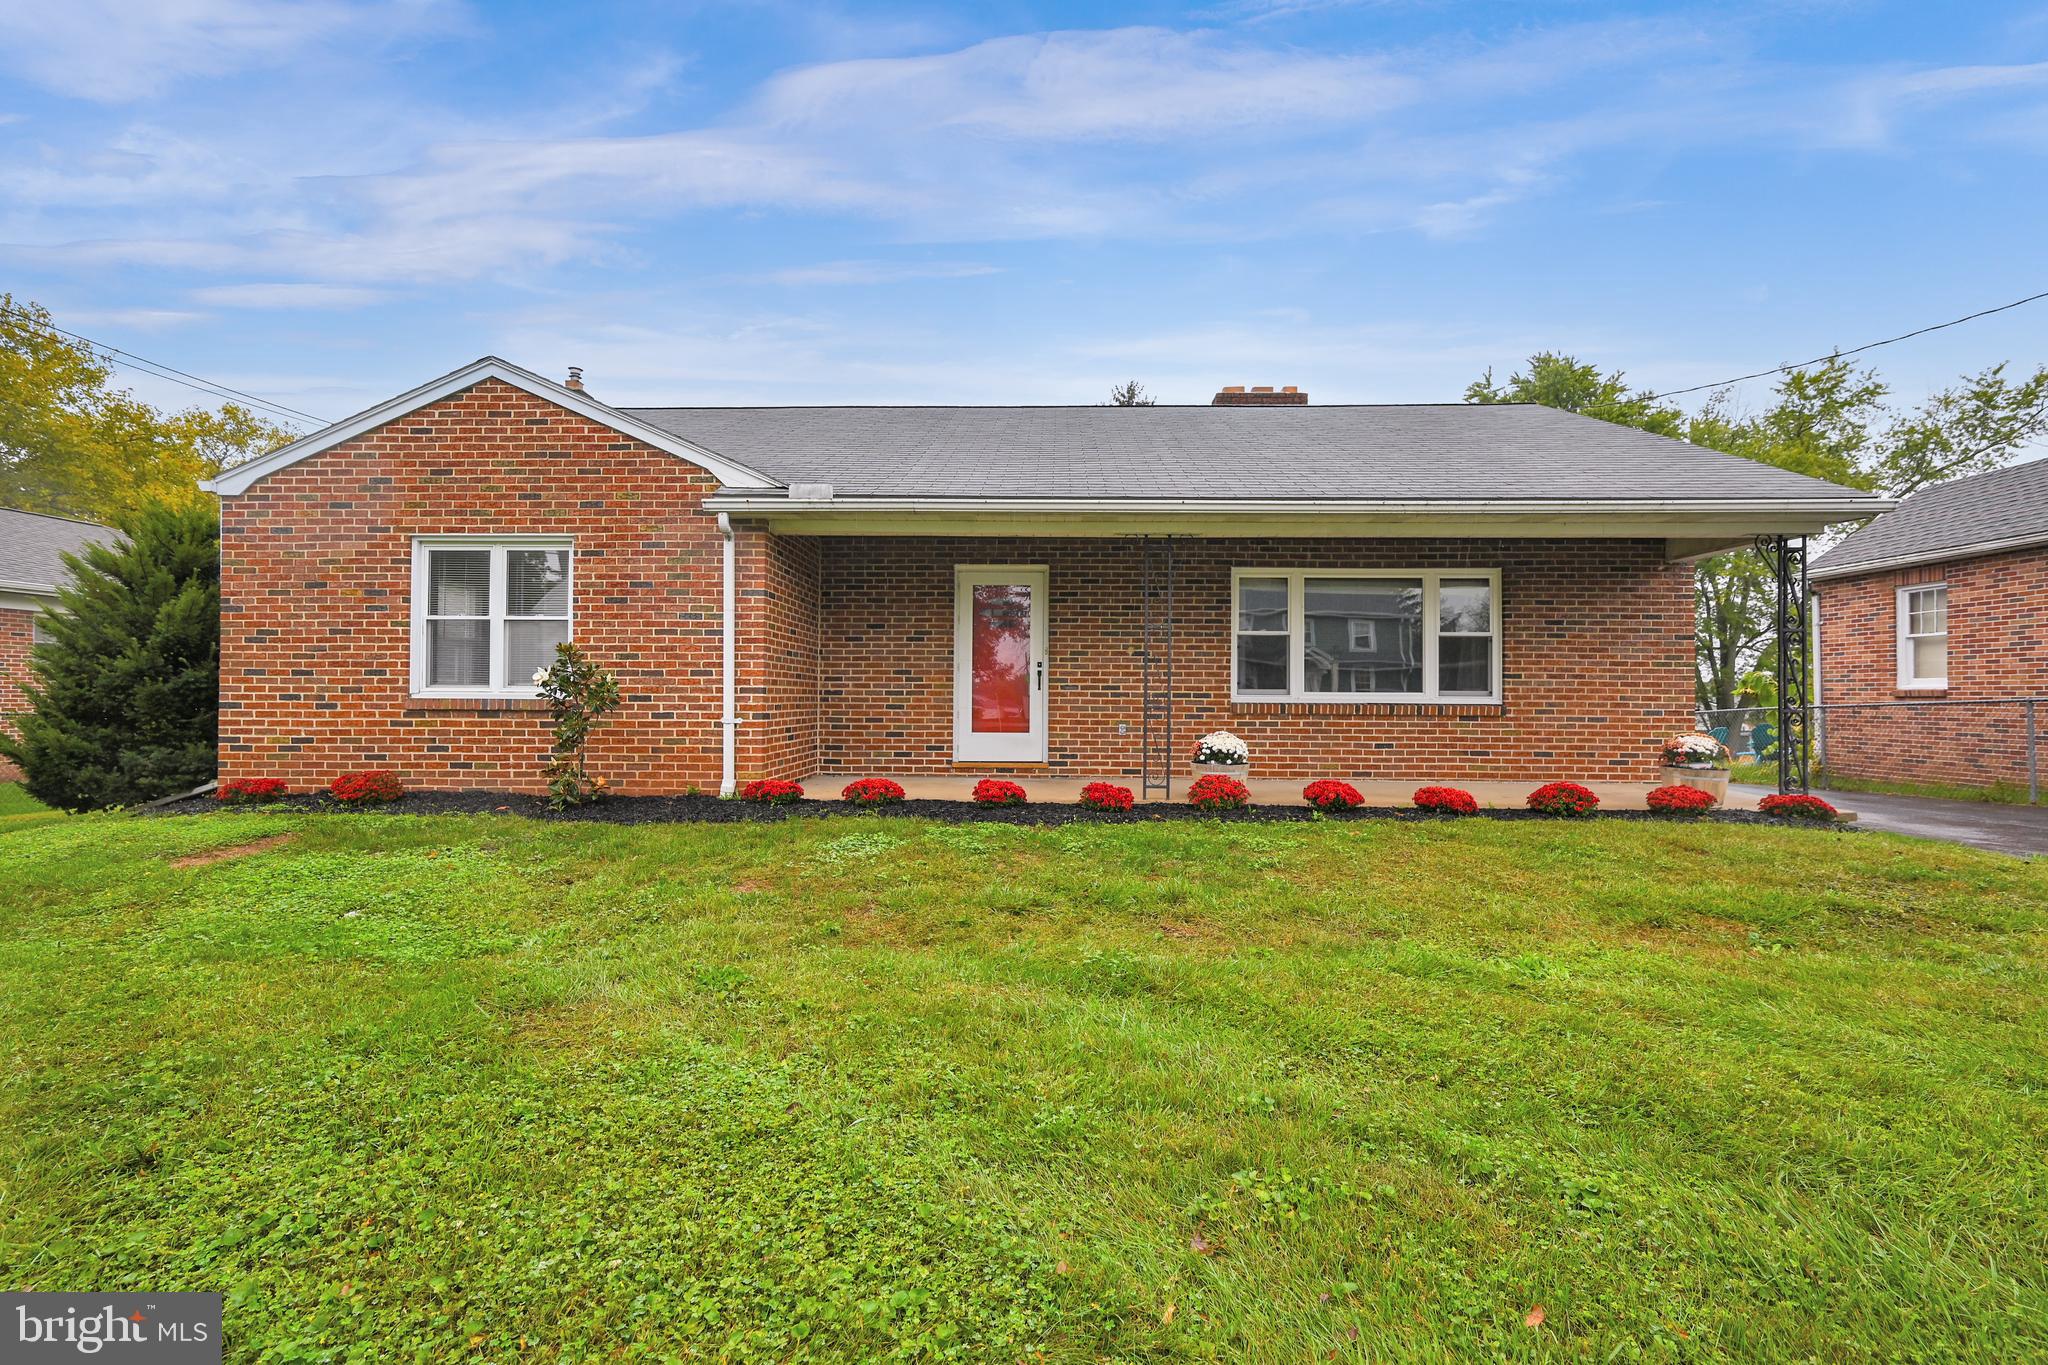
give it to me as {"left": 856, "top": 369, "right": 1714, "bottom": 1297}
{"left": 1811, "top": 459, "right": 2048, "bottom": 793}
{"left": 0, "top": 507, "right": 111, "bottom": 782}
{"left": 204, "top": 358, "right": 1885, "bottom": 798}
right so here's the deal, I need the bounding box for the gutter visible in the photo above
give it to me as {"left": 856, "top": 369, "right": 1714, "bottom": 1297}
{"left": 717, "top": 512, "right": 738, "bottom": 797}
{"left": 702, "top": 494, "right": 1894, "bottom": 517}
{"left": 1811, "top": 529, "right": 2048, "bottom": 581}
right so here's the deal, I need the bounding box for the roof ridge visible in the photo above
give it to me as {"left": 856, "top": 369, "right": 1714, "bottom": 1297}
{"left": 617, "top": 402, "right": 1527, "bottom": 411}
{"left": 0, "top": 505, "right": 111, "bottom": 530}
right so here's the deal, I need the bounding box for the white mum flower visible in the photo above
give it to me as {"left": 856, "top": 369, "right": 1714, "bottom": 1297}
{"left": 1195, "top": 730, "right": 1248, "bottom": 762}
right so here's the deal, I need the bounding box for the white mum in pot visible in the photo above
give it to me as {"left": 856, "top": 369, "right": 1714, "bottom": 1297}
{"left": 1192, "top": 730, "right": 1250, "bottom": 777}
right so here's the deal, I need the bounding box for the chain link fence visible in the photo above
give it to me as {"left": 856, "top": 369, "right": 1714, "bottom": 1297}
{"left": 1698, "top": 699, "right": 2043, "bottom": 803}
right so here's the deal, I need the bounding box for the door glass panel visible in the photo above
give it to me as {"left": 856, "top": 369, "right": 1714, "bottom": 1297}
{"left": 970, "top": 583, "right": 1032, "bottom": 734}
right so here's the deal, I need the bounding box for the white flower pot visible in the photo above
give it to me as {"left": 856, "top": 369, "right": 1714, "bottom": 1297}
{"left": 1660, "top": 766, "right": 1728, "bottom": 801}
{"left": 1192, "top": 761, "right": 1249, "bottom": 782}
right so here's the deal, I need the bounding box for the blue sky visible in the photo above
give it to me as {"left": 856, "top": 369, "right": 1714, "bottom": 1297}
{"left": 2, "top": 0, "right": 2045, "bottom": 432}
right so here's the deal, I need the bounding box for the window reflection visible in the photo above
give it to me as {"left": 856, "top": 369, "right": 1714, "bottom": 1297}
{"left": 1303, "top": 578, "right": 1422, "bottom": 693}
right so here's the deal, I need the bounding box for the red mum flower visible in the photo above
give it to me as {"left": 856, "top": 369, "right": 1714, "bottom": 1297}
{"left": 1078, "top": 782, "right": 1134, "bottom": 812}
{"left": 216, "top": 777, "right": 288, "bottom": 803}
{"left": 1647, "top": 784, "right": 1717, "bottom": 814}
{"left": 1302, "top": 779, "right": 1364, "bottom": 811}
{"left": 328, "top": 770, "right": 404, "bottom": 803}
{"left": 1412, "top": 785, "right": 1479, "bottom": 815}
{"left": 1758, "top": 792, "right": 1837, "bottom": 821}
{"left": 972, "top": 778, "right": 1028, "bottom": 806}
{"left": 840, "top": 777, "right": 907, "bottom": 806}
{"left": 739, "top": 778, "right": 805, "bottom": 805}
{"left": 1187, "top": 774, "right": 1251, "bottom": 811}
{"left": 1526, "top": 781, "right": 1600, "bottom": 816}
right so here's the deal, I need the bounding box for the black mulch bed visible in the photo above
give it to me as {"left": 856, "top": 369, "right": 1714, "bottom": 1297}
{"left": 150, "top": 789, "right": 1840, "bottom": 830}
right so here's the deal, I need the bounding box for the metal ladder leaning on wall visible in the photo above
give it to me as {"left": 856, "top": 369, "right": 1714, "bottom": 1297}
{"left": 1140, "top": 535, "right": 1176, "bottom": 800}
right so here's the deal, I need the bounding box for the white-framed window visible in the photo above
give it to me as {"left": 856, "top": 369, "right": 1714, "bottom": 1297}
{"left": 1896, "top": 583, "right": 1947, "bottom": 690}
{"left": 1232, "top": 568, "right": 1500, "bottom": 703}
{"left": 410, "top": 537, "right": 573, "bottom": 697}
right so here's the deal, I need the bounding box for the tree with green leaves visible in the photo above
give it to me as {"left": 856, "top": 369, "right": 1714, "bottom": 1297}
{"left": 1465, "top": 352, "right": 1688, "bottom": 438}
{"left": 1105, "top": 380, "right": 1155, "bottom": 406}
{"left": 1468, "top": 350, "right": 2048, "bottom": 709}
{"left": 0, "top": 502, "right": 220, "bottom": 810}
{"left": 0, "top": 295, "right": 291, "bottom": 524}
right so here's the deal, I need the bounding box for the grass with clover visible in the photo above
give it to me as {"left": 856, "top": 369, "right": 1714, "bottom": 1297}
{"left": 2, "top": 806, "right": 2044, "bottom": 1361}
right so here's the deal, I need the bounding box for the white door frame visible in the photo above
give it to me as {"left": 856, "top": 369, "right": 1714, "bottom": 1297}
{"left": 952, "top": 565, "right": 1048, "bottom": 762}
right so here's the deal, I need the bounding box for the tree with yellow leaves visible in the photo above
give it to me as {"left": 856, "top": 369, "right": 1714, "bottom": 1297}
{"left": 0, "top": 295, "right": 293, "bottom": 523}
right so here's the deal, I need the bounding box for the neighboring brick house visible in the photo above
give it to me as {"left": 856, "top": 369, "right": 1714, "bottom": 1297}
{"left": 1811, "top": 460, "right": 2048, "bottom": 792}
{"left": 204, "top": 357, "right": 1884, "bottom": 797}
{"left": 0, "top": 507, "right": 112, "bottom": 781}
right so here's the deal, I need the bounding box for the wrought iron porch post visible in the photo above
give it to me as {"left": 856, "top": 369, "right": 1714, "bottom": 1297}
{"left": 1757, "top": 534, "right": 1811, "bottom": 795}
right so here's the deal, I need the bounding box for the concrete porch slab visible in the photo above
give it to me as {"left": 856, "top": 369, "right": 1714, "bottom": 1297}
{"left": 810, "top": 774, "right": 1778, "bottom": 812}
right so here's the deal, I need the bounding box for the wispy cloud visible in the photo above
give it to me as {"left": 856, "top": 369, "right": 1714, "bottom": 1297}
{"left": 750, "top": 27, "right": 1420, "bottom": 141}
{"left": 190, "top": 282, "right": 390, "bottom": 308}
{"left": 745, "top": 260, "right": 1002, "bottom": 286}
{"left": 4, "top": 14, "right": 2045, "bottom": 292}
{"left": 58, "top": 306, "right": 206, "bottom": 330}
{"left": 1824, "top": 59, "right": 2048, "bottom": 146}
{"left": 0, "top": 0, "right": 455, "bottom": 103}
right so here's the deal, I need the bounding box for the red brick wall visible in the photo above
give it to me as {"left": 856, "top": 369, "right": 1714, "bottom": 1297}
{"left": 0, "top": 605, "right": 35, "bottom": 782}
{"left": 810, "top": 536, "right": 1693, "bottom": 782}
{"left": 220, "top": 377, "right": 736, "bottom": 794}
{"left": 1815, "top": 546, "right": 2048, "bottom": 790}
{"left": 743, "top": 532, "right": 822, "bottom": 782}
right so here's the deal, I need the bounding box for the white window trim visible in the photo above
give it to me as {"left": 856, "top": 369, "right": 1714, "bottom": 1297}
{"left": 1895, "top": 582, "right": 1948, "bottom": 690}
{"left": 410, "top": 535, "right": 574, "bottom": 698}
{"left": 1230, "top": 567, "right": 1501, "bottom": 705}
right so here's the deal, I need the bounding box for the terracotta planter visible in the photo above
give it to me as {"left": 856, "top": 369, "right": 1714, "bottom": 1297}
{"left": 1192, "top": 761, "right": 1250, "bottom": 783}
{"left": 1660, "top": 766, "right": 1728, "bottom": 802}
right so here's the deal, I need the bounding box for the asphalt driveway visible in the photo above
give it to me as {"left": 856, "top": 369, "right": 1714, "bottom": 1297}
{"left": 1734, "top": 785, "right": 2048, "bottom": 857}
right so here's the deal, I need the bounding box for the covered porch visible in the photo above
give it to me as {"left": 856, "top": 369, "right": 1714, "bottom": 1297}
{"left": 716, "top": 489, "right": 1868, "bottom": 800}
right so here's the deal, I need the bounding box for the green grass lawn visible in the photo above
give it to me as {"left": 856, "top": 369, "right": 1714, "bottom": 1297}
{"left": 0, "top": 780, "right": 52, "bottom": 817}
{"left": 3, "top": 811, "right": 2044, "bottom": 1362}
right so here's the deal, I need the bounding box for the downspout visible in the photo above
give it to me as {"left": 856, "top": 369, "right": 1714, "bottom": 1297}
{"left": 718, "top": 512, "right": 738, "bottom": 796}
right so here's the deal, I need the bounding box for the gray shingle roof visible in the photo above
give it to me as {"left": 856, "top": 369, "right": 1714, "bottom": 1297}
{"left": 621, "top": 402, "right": 1879, "bottom": 504}
{"left": 0, "top": 507, "right": 111, "bottom": 595}
{"left": 1812, "top": 458, "right": 2048, "bottom": 579}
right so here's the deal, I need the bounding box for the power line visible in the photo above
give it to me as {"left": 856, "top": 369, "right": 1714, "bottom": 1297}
{"left": 0, "top": 300, "right": 331, "bottom": 428}
{"left": 1646, "top": 289, "right": 2048, "bottom": 402}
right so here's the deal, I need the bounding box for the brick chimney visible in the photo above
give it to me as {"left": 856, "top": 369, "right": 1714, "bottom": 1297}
{"left": 564, "top": 366, "right": 585, "bottom": 392}
{"left": 1212, "top": 384, "right": 1305, "bottom": 406}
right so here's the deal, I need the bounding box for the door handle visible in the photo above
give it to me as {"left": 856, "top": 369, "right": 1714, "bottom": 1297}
{"left": 1036, "top": 661, "right": 1045, "bottom": 690}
